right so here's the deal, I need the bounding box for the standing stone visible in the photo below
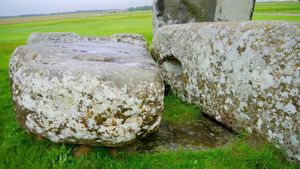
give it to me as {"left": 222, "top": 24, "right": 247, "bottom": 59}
{"left": 153, "top": 0, "right": 256, "bottom": 34}
{"left": 10, "top": 33, "right": 164, "bottom": 147}
{"left": 152, "top": 21, "right": 300, "bottom": 162}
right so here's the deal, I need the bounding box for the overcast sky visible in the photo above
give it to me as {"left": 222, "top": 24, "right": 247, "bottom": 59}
{"left": 0, "top": 0, "right": 269, "bottom": 17}
{"left": 0, "top": 0, "right": 152, "bottom": 17}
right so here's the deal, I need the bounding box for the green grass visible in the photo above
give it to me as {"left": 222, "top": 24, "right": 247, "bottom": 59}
{"left": 254, "top": 2, "right": 300, "bottom": 14}
{"left": 0, "top": 134, "right": 298, "bottom": 169}
{"left": 0, "top": 2, "right": 300, "bottom": 169}
{"left": 164, "top": 95, "right": 202, "bottom": 123}
{"left": 253, "top": 2, "right": 300, "bottom": 22}
{"left": 253, "top": 15, "right": 300, "bottom": 22}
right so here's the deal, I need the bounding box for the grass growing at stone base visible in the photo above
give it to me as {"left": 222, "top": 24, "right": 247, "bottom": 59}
{"left": 1, "top": 133, "right": 299, "bottom": 169}
{"left": 0, "top": 2, "right": 300, "bottom": 169}
{"left": 164, "top": 94, "right": 202, "bottom": 123}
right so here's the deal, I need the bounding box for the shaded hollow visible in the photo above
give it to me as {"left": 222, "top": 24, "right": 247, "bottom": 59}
{"left": 162, "top": 56, "right": 183, "bottom": 77}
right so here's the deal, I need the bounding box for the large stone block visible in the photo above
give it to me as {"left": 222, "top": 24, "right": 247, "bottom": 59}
{"left": 153, "top": 0, "right": 256, "bottom": 34}
{"left": 152, "top": 22, "right": 300, "bottom": 161}
{"left": 9, "top": 33, "right": 164, "bottom": 147}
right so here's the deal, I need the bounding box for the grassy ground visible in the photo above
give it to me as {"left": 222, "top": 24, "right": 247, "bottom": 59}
{"left": 0, "top": 2, "right": 300, "bottom": 169}
{"left": 0, "top": 12, "right": 105, "bottom": 25}
{"left": 254, "top": 2, "right": 300, "bottom": 14}
{"left": 253, "top": 2, "right": 300, "bottom": 22}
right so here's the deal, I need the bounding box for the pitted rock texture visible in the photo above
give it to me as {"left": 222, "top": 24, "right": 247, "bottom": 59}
{"left": 27, "top": 32, "right": 80, "bottom": 44}
{"left": 152, "top": 22, "right": 300, "bottom": 162}
{"left": 153, "top": 0, "right": 256, "bottom": 34}
{"left": 28, "top": 32, "right": 148, "bottom": 48}
{"left": 10, "top": 33, "right": 164, "bottom": 147}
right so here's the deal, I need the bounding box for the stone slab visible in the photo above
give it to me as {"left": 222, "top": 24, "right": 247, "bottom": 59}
{"left": 9, "top": 33, "right": 164, "bottom": 147}
{"left": 152, "top": 21, "right": 300, "bottom": 162}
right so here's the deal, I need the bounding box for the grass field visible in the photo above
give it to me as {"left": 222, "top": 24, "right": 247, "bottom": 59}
{"left": 254, "top": 2, "right": 300, "bottom": 14}
{"left": 0, "top": 2, "right": 300, "bottom": 169}
{"left": 253, "top": 2, "right": 300, "bottom": 22}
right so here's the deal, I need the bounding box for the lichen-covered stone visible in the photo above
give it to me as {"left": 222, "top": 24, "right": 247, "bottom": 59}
{"left": 28, "top": 32, "right": 148, "bottom": 48}
{"left": 152, "top": 21, "right": 300, "bottom": 162}
{"left": 153, "top": 0, "right": 256, "bottom": 34}
{"left": 10, "top": 33, "right": 164, "bottom": 147}
{"left": 27, "top": 32, "right": 80, "bottom": 44}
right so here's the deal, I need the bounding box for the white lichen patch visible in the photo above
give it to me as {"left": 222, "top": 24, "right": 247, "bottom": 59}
{"left": 152, "top": 21, "right": 300, "bottom": 162}
{"left": 9, "top": 33, "right": 164, "bottom": 147}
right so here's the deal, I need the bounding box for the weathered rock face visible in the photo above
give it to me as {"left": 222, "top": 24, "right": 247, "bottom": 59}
{"left": 27, "top": 32, "right": 148, "bottom": 48}
{"left": 153, "top": 0, "right": 256, "bottom": 34}
{"left": 152, "top": 22, "right": 300, "bottom": 161}
{"left": 10, "top": 33, "right": 164, "bottom": 147}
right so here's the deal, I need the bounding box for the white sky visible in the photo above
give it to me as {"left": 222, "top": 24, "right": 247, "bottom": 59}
{"left": 0, "top": 0, "right": 268, "bottom": 17}
{"left": 0, "top": 0, "right": 152, "bottom": 17}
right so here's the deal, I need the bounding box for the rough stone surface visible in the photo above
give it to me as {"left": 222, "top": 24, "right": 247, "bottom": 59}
{"left": 10, "top": 33, "right": 164, "bottom": 147}
{"left": 152, "top": 21, "right": 300, "bottom": 162}
{"left": 153, "top": 0, "right": 256, "bottom": 34}
{"left": 27, "top": 32, "right": 80, "bottom": 44}
{"left": 28, "top": 32, "right": 148, "bottom": 48}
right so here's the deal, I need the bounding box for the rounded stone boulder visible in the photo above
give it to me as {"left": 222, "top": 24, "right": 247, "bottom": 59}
{"left": 152, "top": 21, "right": 300, "bottom": 162}
{"left": 9, "top": 33, "right": 164, "bottom": 147}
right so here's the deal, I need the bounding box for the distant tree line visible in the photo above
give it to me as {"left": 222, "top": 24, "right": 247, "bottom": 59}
{"left": 127, "top": 6, "right": 152, "bottom": 12}
{"left": 0, "top": 9, "right": 124, "bottom": 18}
{"left": 2, "top": 5, "right": 153, "bottom": 18}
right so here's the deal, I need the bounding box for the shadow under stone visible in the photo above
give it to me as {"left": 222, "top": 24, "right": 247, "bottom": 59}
{"left": 71, "top": 117, "right": 235, "bottom": 157}
{"left": 119, "top": 117, "right": 235, "bottom": 153}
